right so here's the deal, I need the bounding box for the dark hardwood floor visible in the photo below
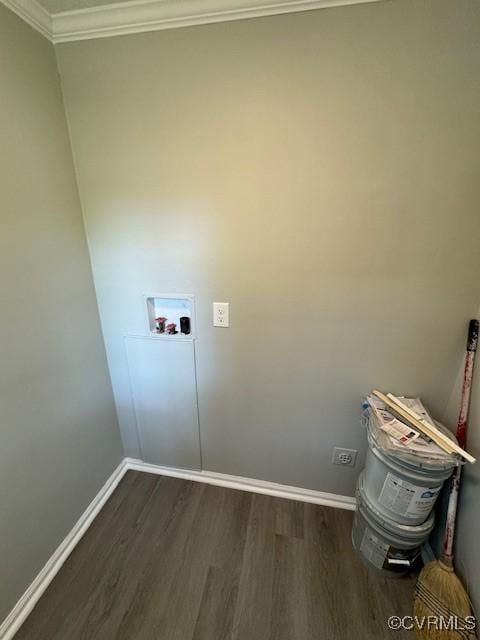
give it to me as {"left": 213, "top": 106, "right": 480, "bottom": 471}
{"left": 15, "top": 471, "right": 414, "bottom": 639}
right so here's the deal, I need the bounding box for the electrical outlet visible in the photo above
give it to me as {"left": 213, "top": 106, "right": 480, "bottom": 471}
{"left": 213, "top": 302, "right": 229, "bottom": 327}
{"left": 332, "top": 447, "right": 358, "bottom": 467}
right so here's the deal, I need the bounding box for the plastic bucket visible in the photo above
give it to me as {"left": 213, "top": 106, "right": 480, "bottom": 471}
{"left": 352, "top": 472, "right": 434, "bottom": 578}
{"left": 363, "top": 422, "right": 454, "bottom": 525}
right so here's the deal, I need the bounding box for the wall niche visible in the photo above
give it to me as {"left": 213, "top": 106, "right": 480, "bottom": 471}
{"left": 144, "top": 294, "right": 195, "bottom": 339}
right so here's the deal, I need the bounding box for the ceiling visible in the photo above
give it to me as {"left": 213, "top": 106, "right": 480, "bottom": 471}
{"left": 1, "top": 0, "right": 387, "bottom": 43}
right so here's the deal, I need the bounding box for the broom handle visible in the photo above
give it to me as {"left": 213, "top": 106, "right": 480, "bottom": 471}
{"left": 442, "top": 319, "right": 479, "bottom": 560}
{"left": 456, "top": 319, "right": 479, "bottom": 449}
{"left": 442, "top": 466, "right": 462, "bottom": 560}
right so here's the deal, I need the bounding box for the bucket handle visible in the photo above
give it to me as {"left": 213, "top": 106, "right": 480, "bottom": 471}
{"left": 387, "top": 558, "right": 411, "bottom": 566}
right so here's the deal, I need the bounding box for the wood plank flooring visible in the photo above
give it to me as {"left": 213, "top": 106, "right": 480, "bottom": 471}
{"left": 15, "top": 471, "right": 414, "bottom": 639}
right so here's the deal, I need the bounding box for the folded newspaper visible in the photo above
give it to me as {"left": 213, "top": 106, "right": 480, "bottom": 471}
{"left": 365, "top": 394, "right": 456, "bottom": 461}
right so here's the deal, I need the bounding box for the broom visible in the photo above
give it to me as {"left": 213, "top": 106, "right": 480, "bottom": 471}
{"left": 414, "top": 318, "right": 479, "bottom": 640}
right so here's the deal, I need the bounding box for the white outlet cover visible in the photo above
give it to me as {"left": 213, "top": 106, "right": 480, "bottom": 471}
{"left": 213, "top": 302, "right": 229, "bottom": 327}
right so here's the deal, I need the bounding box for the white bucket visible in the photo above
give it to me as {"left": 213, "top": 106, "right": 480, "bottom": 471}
{"left": 363, "top": 421, "right": 455, "bottom": 525}
{"left": 352, "top": 472, "right": 435, "bottom": 578}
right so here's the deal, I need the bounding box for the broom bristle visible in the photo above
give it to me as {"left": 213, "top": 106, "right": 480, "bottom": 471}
{"left": 414, "top": 559, "right": 476, "bottom": 640}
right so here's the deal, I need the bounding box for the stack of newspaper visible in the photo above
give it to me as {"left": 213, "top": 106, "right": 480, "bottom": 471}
{"left": 365, "top": 394, "right": 457, "bottom": 461}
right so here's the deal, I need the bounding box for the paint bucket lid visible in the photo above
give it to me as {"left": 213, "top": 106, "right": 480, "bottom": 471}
{"left": 365, "top": 410, "right": 458, "bottom": 473}
{"left": 356, "top": 472, "right": 435, "bottom": 541}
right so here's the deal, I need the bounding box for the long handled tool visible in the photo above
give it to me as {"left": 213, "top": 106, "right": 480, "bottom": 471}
{"left": 414, "top": 319, "right": 479, "bottom": 640}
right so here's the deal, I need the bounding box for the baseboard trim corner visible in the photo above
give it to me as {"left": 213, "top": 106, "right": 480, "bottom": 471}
{"left": 125, "top": 457, "right": 357, "bottom": 511}
{"left": 0, "top": 459, "right": 129, "bottom": 640}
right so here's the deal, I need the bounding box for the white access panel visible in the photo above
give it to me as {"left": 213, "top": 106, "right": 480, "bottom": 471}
{"left": 125, "top": 336, "right": 201, "bottom": 469}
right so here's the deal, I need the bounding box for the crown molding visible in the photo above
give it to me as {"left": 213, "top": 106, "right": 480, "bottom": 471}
{"left": 2, "top": 0, "right": 387, "bottom": 43}
{"left": 52, "top": 0, "right": 386, "bottom": 43}
{"left": 1, "top": 0, "right": 52, "bottom": 40}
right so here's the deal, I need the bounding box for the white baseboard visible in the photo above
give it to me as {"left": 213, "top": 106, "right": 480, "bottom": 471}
{"left": 0, "top": 457, "right": 355, "bottom": 639}
{"left": 125, "top": 457, "right": 357, "bottom": 511}
{"left": 0, "top": 459, "right": 129, "bottom": 640}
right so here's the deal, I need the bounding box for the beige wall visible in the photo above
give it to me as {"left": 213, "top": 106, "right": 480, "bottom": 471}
{"left": 0, "top": 4, "right": 122, "bottom": 622}
{"left": 56, "top": 0, "right": 480, "bottom": 499}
